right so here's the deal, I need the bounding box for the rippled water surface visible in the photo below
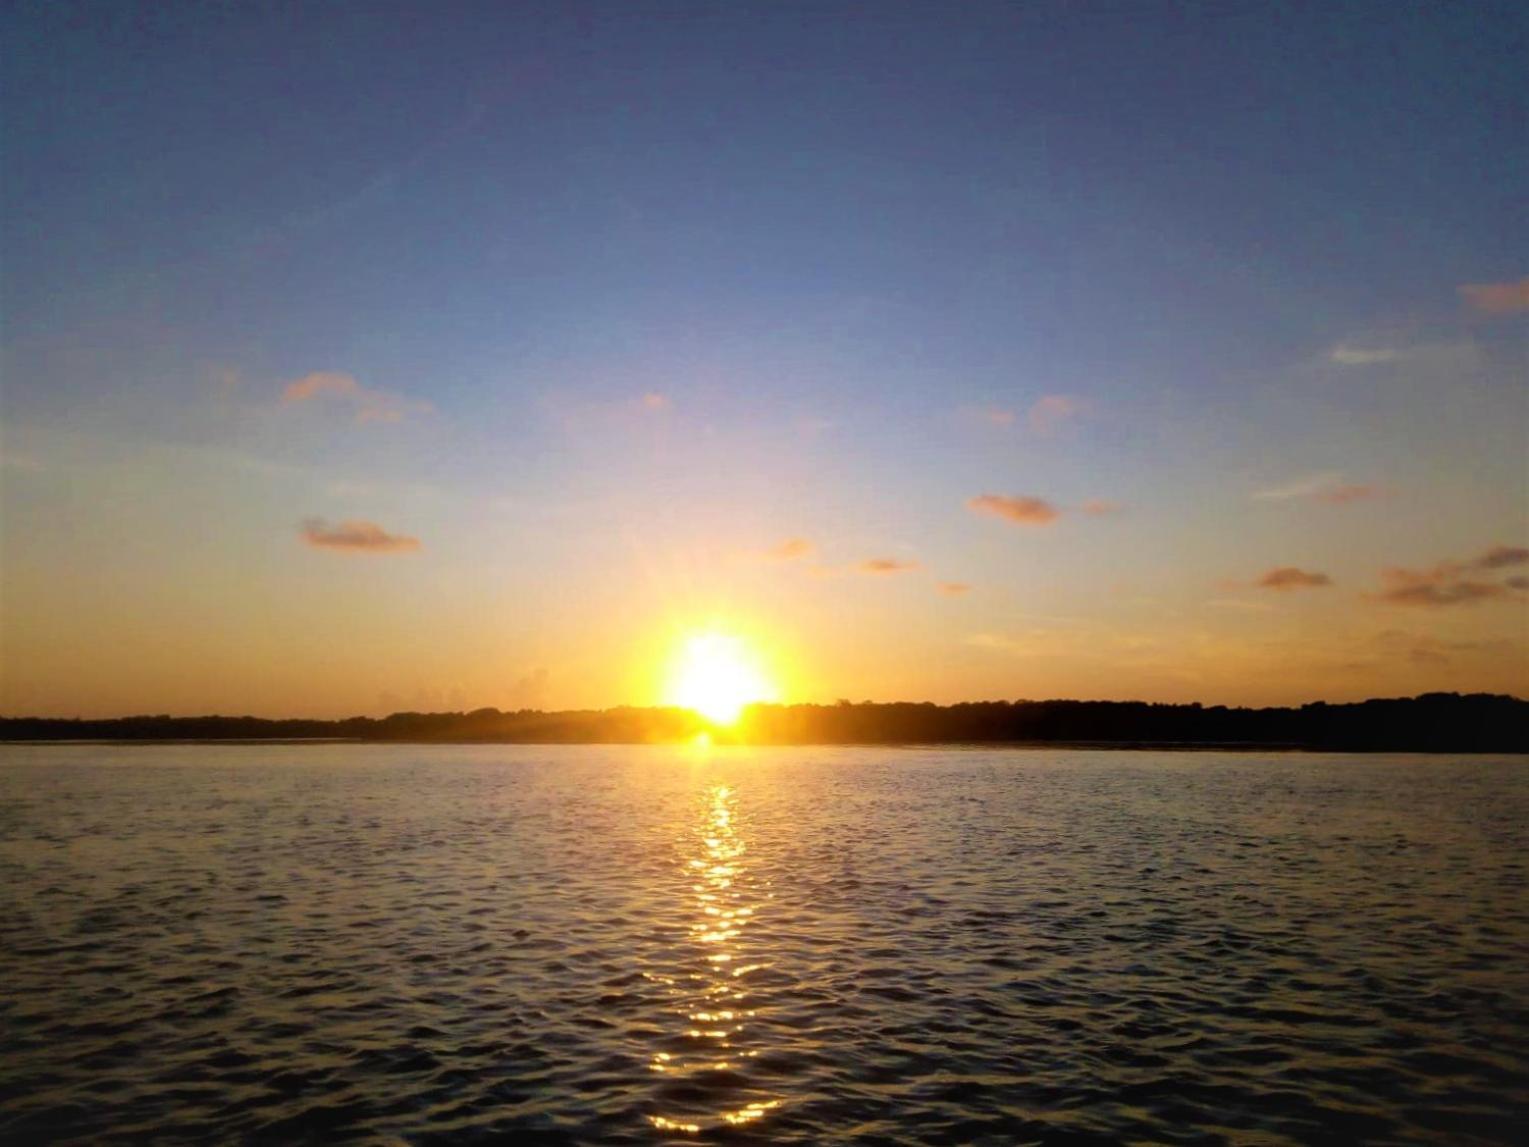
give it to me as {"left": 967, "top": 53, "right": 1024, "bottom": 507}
{"left": 3, "top": 744, "right": 1528, "bottom": 1144}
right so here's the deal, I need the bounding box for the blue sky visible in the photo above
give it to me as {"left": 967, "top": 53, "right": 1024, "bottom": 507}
{"left": 2, "top": 2, "right": 1525, "bottom": 716}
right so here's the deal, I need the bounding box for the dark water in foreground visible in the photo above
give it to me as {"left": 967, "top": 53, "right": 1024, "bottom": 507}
{"left": 2, "top": 746, "right": 1527, "bottom": 1145}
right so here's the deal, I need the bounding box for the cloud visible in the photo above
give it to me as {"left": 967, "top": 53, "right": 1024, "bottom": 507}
{"left": 1028, "top": 394, "right": 1086, "bottom": 435}
{"left": 1080, "top": 498, "right": 1122, "bottom": 516}
{"left": 300, "top": 518, "right": 421, "bottom": 554}
{"left": 641, "top": 392, "right": 669, "bottom": 410}
{"left": 1459, "top": 278, "right": 1529, "bottom": 315}
{"left": 0, "top": 448, "right": 43, "bottom": 472}
{"left": 1254, "top": 472, "right": 1342, "bottom": 501}
{"left": 859, "top": 557, "right": 919, "bottom": 575}
{"left": 1254, "top": 472, "right": 1386, "bottom": 505}
{"left": 1315, "top": 484, "right": 1385, "bottom": 505}
{"left": 763, "top": 538, "right": 814, "bottom": 561}
{"left": 1372, "top": 574, "right": 1510, "bottom": 607}
{"left": 281, "top": 371, "right": 432, "bottom": 423}
{"left": 936, "top": 581, "right": 971, "bottom": 596}
{"left": 283, "top": 372, "right": 367, "bottom": 403}
{"left": 1329, "top": 344, "right": 1405, "bottom": 365}
{"left": 982, "top": 407, "right": 1016, "bottom": 426}
{"left": 1474, "top": 544, "right": 1529, "bottom": 570}
{"left": 1257, "top": 567, "right": 1333, "bottom": 591}
{"left": 1366, "top": 546, "right": 1529, "bottom": 607}
{"left": 968, "top": 494, "right": 1060, "bottom": 526}
{"left": 1370, "top": 629, "right": 1520, "bottom": 667}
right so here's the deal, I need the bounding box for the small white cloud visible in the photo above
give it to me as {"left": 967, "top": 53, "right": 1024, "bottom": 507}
{"left": 1253, "top": 472, "right": 1342, "bottom": 502}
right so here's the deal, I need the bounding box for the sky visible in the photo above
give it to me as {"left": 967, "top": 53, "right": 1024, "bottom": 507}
{"left": 2, "top": 1, "right": 1525, "bottom": 718}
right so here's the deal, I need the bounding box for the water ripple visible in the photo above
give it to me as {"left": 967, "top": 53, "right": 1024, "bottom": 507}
{"left": 1, "top": 743, "right": 1527, "bottom": 1144}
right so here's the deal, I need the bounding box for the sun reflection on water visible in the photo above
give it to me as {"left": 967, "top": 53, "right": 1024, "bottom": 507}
{"left": 646, "top": 782, "right": 782, "bottom": 1135}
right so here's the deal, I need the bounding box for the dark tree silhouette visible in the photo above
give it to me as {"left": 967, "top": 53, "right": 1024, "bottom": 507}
{"left": 1, "top": 693, "right": 1523, "bottom": 752}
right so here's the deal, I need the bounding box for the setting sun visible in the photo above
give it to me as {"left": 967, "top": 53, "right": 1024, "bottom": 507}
{"left": 664, "top": 630, "right": 779, "bottom": 725}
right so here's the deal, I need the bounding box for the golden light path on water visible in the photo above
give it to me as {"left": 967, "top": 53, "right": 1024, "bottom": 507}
{"left": 647, "top": 780, "right": 782, "bottom": 1135}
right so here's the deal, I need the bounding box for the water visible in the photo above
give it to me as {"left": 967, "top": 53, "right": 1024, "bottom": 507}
{"left": 2, "top": 744, "right": 1527, "bottom": 1145}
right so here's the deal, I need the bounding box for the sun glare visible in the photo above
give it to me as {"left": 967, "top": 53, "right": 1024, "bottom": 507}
{"left": 665, "top": 630, "right": 778, "bottom": 725}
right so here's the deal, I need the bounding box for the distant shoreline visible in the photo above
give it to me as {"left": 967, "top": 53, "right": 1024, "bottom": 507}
{"left": 1, "top": 739, "right": 1522, "bottom": 755}
{"left": 2, "top": 693, "right": 1524, "bottom": 753}
{"left": 2, "top": 738, "right": 1318, "bottom": 751}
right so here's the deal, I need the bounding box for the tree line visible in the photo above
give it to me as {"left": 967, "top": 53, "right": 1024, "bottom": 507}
{"left": 1, "top": 692, "right": 1523, "bottom": 752}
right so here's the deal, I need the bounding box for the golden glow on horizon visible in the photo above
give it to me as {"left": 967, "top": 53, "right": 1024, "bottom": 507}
{"left": 663, "top": 629, "right": 779, "bottom": 725}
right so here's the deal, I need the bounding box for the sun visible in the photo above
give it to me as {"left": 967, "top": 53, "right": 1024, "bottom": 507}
{"left": 664, "top": 629, "right": 779, "bottom": 725}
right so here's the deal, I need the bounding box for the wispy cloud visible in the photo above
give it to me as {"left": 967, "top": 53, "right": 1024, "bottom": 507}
{"left": 1316, "top": 484, "right": 1385, "bottom": 505}
{"left": 1080, "top": 498, "right": 1122, "bottom": 516}
{"left": 281, "top": 372, "right": 432, "bottom": 424}
{"left": 641, "top": 392, "right": 669, "bottom": 410}
{"left": 0, "top": 448, "right": 43, "bottom": 472}
{"left": 1028, "top": 394, "right": 1087, "bottom": 435}
{"left": 968, "top": 494, "right": 1060, "bottom": 526}
{"left": 1255, "top": 472, "right": 1341, "bottom": 501}
{"left": 1475, "top": 544, "right": 1529, "bottom": 570}
{"left": 936, "top": 581, "right": 971, "bottom": 596}
{"left": 1459, "top": 278, "right": 1529, "bottom": 315}
{"left": 1257, "top": 567, "right": 1333, "bottom": 591}
{"left": 1372, "top": 572, "right": 1509, "bottom": 607}
{"left": 1368, "top": 544, "right": 1528, "bottom": 607}
{"left": 1329, "top": 344, "right": 1405, "bottom": 366}
{"left": 300, "top": 518, "right": 421, "bottom": 554}
{"left": 1371, "top": 629, "right": 1520, "bottom": 667}
{"left": 762, "top": 537, "right": 814, "bottom": 561}
{"left": 858, "top": 557, "right": 920, "bottom": 575}
{"left": 1254, "top": 472, "right": 1387, "bottom": 505}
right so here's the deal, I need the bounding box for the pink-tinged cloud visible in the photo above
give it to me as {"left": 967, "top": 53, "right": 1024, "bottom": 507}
{"left": 936, "top": 581, "right": 971, "bottom": 596}
{"left": 765, "top": 538, "right": 814, "bottom": 561}
{"left": 968, "top": 494, "right": 1060, "bottom": 526}
{"left": 300, "top": 518, "right": 421, "bottom": 554}
{"left": 282, "top": 371, "right": 361, "bottom": 403}
{"left": 281, "top": 371, "right": 431, "bottom": 423}
{"left": 982, "top": 407, "right": 1016, "bottom": 426}
{"left": 641, "top": 392, "right": 669, "bottom": 410}
{"left": 1028, "top": 394, "right": 1086, "bottom": 435}
{"left": 859, "top": 557, "right": 920, "bottom": 574}
{"left": 1459, "top": 278, "right": 1529, "bottom": 315}
{"left": 1257, "top": 567, "right": 1333, "bottom": 591}
{"left": 1080, "top": 498, "right": 1122, "bottom": 515}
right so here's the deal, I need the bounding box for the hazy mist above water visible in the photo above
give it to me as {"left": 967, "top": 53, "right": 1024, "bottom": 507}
{"left": 2, "top": 744, "right": 1527, "bottom": 1144}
